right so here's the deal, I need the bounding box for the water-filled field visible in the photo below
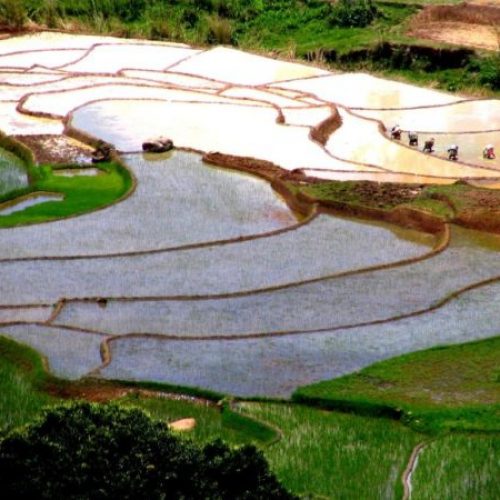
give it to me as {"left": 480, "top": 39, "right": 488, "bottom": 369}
{"left": 0, "top": 32, "right": 498, "bottom": 398}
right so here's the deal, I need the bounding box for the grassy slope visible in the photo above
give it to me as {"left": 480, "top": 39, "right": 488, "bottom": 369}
{"left": 237, "top": 2, "right": 416, "bottom": 56}
{"left": 294, "top": 337, "right": 500, "bottom": 433}
{"left": 0, "top": 336, "right": 56, "bottom": 434}
{"left": 0, "top": 161, "right": 132, "bottom": 228}
{"left": 2, "top": 334, "right": 499, "bottom": 498}
{"left": 239, "top": 401, "right": 420, "bottom": 499}
{"left": 0, "top": 335, "right": 275, "bottom": 446}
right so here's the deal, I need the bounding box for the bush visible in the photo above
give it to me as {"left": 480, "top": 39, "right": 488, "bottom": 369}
{"left": 0, "top": 0, "right": 27, "bottom": 30}
{"left": 328, "top": 0, "right": 378, "bottom": 28}
{"left": 0, "top": 403, "right": 295, "bottom": 499}
{"left": 206, "top": 14, "right": 234, "bottom": 45}
{"left": 479, "top": 55, "right": 500, "bottom": 90}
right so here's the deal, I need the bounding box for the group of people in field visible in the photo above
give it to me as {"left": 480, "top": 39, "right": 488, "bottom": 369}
{"left": 390, "top": 125, "right": 496, "bottom": 162}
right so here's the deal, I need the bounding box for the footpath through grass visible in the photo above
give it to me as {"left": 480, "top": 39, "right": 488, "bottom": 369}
{"left": 294, "top": 336, "right": 500, "bottom": 433}
{"left": 238, "top": 401, "right": 420, "bottom": 499}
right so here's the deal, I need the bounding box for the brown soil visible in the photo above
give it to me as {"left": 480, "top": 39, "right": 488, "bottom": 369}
{"left": 409, "top": 4, "right": 500, "bottom": 51}
{"left": 410, "top": 22, "right": 499, "bottom": 51}
{"left": 310, "top": 107, "right": 342, "bottom": 146}
{"left": 14, "top": 134, "right": 93, "bottom": 165}
{"left": 45, "top": 379, "right": 133, "bottom": 402}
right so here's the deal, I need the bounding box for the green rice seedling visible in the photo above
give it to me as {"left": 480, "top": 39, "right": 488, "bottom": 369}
{"left": 0, "top": 336, "right": 55, "bottom": 434}
{"left": 411, "top": 434, "right": 500, "bottom": 500}
{"left": 238, "top": 402, "right": 421, "bottom": 499}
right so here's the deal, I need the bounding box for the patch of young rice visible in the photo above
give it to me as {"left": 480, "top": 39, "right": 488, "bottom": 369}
{"left": 60, "top": 44, "right": 200, "bottom": 74}
{"left": 171, "top": 46, "right": 329, "bottom": 85}
{"left": 15, "top": 214, "right": 431, "bottom": 307}
{"left": 356, "top": 100, "right": 500, "bottom": 133}
{"left": 411, "top": 435, "right": 500, "bottom": 500}
{"left": 239, "top": 402, "right": 420, "bottom": 499}
{"left": 273, "top": 73, "right": 459, "bottom": 109}
{"left": 101, "top": 281, "right": 500, "bottom": 396}
{"left": 0, "top": 193, "right": 64, "bottom": 216}
{"left": 0, "top": 324, "right": 104, "bottom": 379}
{"left": 119, "top": 396, "right": 267, "bottom": 446}
{"left": 0, "top": 147, "right": 28, "bottom": 196}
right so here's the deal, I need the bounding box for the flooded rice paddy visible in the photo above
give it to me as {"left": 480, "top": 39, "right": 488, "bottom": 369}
{"left": 1, "top": 152, "right": 499, "bottom": 396}
{"left": 0, "top": 32, "right": 498, "bottom": 397}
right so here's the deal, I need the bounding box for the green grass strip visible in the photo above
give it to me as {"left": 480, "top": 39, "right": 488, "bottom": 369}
{"left": 294, "top": 336, "right": 500, "bottom": 433}
{"left": 0, "top": 160, "right": 133, "bottom": 228}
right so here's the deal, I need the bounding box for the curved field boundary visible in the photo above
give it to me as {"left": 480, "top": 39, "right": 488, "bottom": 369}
{"left": 50, "top": 223, "right": 447, "bottom": 312}
{"left": 82, "top": 274, "right": 500, "bottom": 380}
{"left": 62, "top": 256, "right": 500, "bottom": 346}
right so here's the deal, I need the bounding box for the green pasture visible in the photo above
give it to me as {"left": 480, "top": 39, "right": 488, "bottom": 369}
{"left": 295, "top": 336, "right": 500, "bottom": 433}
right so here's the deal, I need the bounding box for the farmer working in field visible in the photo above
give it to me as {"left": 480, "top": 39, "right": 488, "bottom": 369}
{"left": 408, "top": 131, "right": 418, "bottom": 147}
{"left": 483, "top": 145, "right": 496, "bottom": 160}
{"left": 423, "top": 138, "right": 435, "bottom": 153}
{"left": 391, "top": 124, "right": 402, "bottom": 140}
{"left": 447, "top": 144, "right": 459, "bottom": 161}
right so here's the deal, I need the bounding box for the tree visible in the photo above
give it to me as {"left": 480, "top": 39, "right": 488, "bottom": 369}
{"left": 0, "top": 403, "right": 295, "bottom": 499}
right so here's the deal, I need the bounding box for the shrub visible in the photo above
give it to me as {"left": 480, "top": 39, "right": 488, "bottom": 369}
{"left": 0, "top": 403, "right": 295, "bottom": 499}
{"left": 479, "top": 55, "right": 500, "bottom": 90}
{"left": 206, "top": 14, "right": 234, "bottom": 45}
{"left": 0, "top": 0, "right": 27, "bottom": 30}
{"left": 328, "top": 0, "right": 378, "bottom": 28}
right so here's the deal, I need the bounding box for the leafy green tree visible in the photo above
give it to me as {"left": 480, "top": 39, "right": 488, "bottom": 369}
{"left": 0, "top": 403, "right": 295, "bottom": 499}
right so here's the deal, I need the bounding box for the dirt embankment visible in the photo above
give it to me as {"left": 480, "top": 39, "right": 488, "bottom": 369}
{"left": 310, "top": 107, "right": 342, "bottom": 146}
{"left": 409, "top": 3, "right": 500, "bottom": 51}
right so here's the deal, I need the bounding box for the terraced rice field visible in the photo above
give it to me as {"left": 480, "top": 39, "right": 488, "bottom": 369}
{"left": 0, "top": 32, "right": 499, "bottom": 398}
